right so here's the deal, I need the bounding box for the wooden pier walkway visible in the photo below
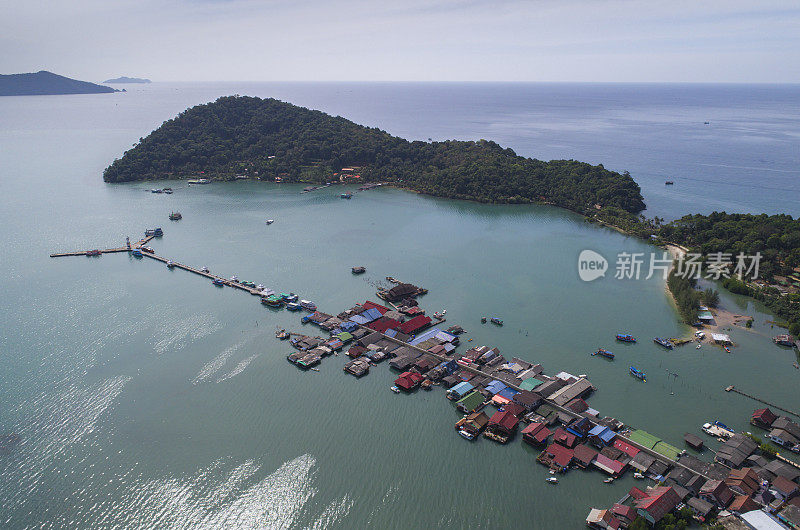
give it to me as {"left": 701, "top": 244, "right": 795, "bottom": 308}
{"left": 49, "top": 235, "right": 156, "bottom": 258}
{"left": 725, "top": 385, "right": 800, "bottom": 419}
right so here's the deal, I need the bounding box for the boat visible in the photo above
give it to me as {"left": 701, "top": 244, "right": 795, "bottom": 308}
{"left": 281, "top": 292, "right": 298, "bottom": 302}
{"left": 86, "top": 249, "right": 102, "bottom": 256}
{"left": 702, "top": 421, "right": 734, "bottom": 439}
{"left": 166, "top": 260, "right": 175, "bottom": 268}
{"left": 592, "top": 348, "right": 615, "bottom": 360}
{"left": 546, "top": 477, "right": 558, "bottom": 484}
{"left": 629, "top": 366, "right": 647, "bottom": 382}
{"left": 151, "top": 188, "right": 163, "bottom": 193}
{"left": 266, "top": 219, "right": 274, "bottom": 225}
{"left": 141, "top": 247, "right": 154, "bottom": 254}
{"left": 481, "top": 317, "right": 487, "bottom": 323}
{"left": 351, "top": 266, "right": 366, "bottom": 274}
{"left": 187, "top": 178, "right": 211, "bottom": 184}
{"left": 255, "top": 284, "right": 265, "bottom": 291}
{"left": 201, "top": 266, "right": 210, "bottom": 273}
{"left": 665, "top": 181, "right": 674, "bottom": 185}
{"left": 230, "top": 275, "right": 239, "bottom": 282}
{"left": 490, "top": 317, "right": 503, "bottom": 326}
{"left": 144, "top": 229, "right": 155, "bottom": 236}
{"left": 131, "top": 248, "right": 142, "bottom": 257}
{"left": 262, "top": 295, "right": 284, "bottom": 307}
{"left": 300, "top": 300, "right": 317, "bottom": 311}
{"left": 340, "top": 193, "right": 352, "bottom": 199}
{"left": 724, "top": 346, "right": 731, "bottom": 353}
{"left": 276, "top": 330, "right": 289, "bottom": 340}
{"left": 633, "top": 472, "right": 645, "bottom": 479}
{"left": 604, "top": 478, "right": 614, "bottom": 484}
{"left": 696, "top": 344, "right": 702, "bottom": 349}
{"left": 653, "top": 337, "right": 674, "bottom": 349}
{"left": 390, "top": 386, "right": 401, "bottom": 393}
{"left": 212, "top": 278, "right": 224, "bottom": 286}
{"left": 616, "top": 334, "right": 636, "bottom": 343}
{"left": 169, "top": 212, "right": 182, "bottom": 221}
{"left": 163, "top": 187, "right": 173, "bottom": 194}
{"left": 153, "top": 228, "right": 163, "bottom": 237}
{"left": 286, "top": 302, "right": 302, "bottom": 311}
{"left": 704, "top": 121, "right": 710, "bottom": 125}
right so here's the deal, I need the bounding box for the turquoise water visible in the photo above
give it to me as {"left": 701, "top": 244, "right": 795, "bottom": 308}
{"left": 1, "top": 84, "right": 799, "bottom": 528}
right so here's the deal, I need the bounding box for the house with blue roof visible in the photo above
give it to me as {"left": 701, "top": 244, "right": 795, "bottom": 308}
{"left": 447, "top": 382, "right": 474, "bottom": 400}
{"left": 588, "top": 425, "right": 617, "bottom": 448}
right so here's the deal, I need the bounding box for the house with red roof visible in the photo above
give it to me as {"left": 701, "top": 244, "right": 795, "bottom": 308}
{"left": 593, "top": 453, "right": 627, "bottom": 478}
{"left": 522, "top": 422, "right": 551, "bottom": 447}
{"left": 367, "top": 316, "right": 402, "bottom": 333}
{"left": 752, "top": 408, "right": 779, "bottom": 429}
{"left": 362, "top": 301, "right": 389, "bottom": 314}
{"left": 394, "top": 371, "right": 424, "bottom": 391}
{"left": 611, "top": 503, "right": 638, "bottom": 527}
{"left": 399, "top": 315, "right": 432, "bottom": 335}
{"left": 554, "top": 427, "right": 578, "bottom": 448}
{"left": 539, "top": 443, "right": 574, "bottom": 472}
{"left": 634, "top": 486, "right": 681, "bottom": 526}
{"left": 613, "top": 439, "right": 640, "bottom": 458}
{"left": 484, "top": 410, "right": 520, "bottom": 443}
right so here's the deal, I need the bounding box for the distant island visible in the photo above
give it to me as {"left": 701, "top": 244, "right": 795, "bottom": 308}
{"left": 103, "top": 95, "right": 646, "bottom": 214}
{"left": 0, "top": 71, "right": 117, "bottom": 96}
{"left": 103, "top": 76, "right": 151, "bottom": 84}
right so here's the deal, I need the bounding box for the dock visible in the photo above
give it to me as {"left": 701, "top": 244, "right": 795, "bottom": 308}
{"left": 50, "top": 235, "right": 156, "bottom": 258}
{"left": 725, "top": 385, "right": 800, "bottom": 419}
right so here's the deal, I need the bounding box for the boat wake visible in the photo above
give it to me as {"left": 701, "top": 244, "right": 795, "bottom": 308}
{"left": 216, "top": 354, "right": 260, "bottom": 383}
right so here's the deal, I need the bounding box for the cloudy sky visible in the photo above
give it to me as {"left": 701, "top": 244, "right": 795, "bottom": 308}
{"left": 2, "top": 0, "right": 799, "bottom": 82}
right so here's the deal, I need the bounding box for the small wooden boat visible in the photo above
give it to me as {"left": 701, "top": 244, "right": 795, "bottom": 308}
{"left": 481, "top": 317, "right": 487, "bottom": 323}
{"left": 616, "top": 334, "right": 636, "bottom": 343}
{"left": 490, "top": 317, "right": 503, "bottom": 326}
{"left": 169, "top": 212, "right": 182, "bottom": 221}
{"left": 604, "top": 478, "right": 614, "bottom": 484}
{"left": 131, "top": 248, "right": 142, "bottom": 257}
{"left": 390, "top": 386, "right": 401, "bottom": 393}
{"left": 724, "top": 346, "right": 731, "bottom": 353}
{"left": 212, "top": 278, "right": 224, "bottom": 286}
{"left": 665, "top": 181, "right": 674, "bottom": 185}
{"left": 276, "top": 330, "right": 289, "bottom": 340}
{"left": 546, "top": 477, "right": 558, "bottom": 484}
{"left": 351, "top": 266, "right": 366, "bottom": 274}
{"left": 340, "top": 193, "right": 352, "bottom": 199}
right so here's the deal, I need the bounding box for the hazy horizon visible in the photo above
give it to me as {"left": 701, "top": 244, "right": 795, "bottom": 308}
{"left": 2, "top": 1, "right": 799, "bottom": 84}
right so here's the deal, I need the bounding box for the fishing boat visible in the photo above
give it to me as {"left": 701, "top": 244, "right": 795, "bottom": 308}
{"left": 340, "top": 193, "right": 352, "bottom": 199}
{"left": 212, "top": 278, "right": 224, "bottom": 286}
{"left": 145, "top": 229, "right": 155, "bottom": 237}
{"left": 169, "top": 212, "right": 182, "bottom": 221}
{"left": 131, "top": 248, "right": 142, "bottom": 257}
{"left": 300, "top": 300, "right": 317, "bottom": 311}
{"left": 265, "top": 219, "right": 274, "bottom": 225}
{"left": 702, "top": 421, "right": 734, "bottom": 438}
{"left": 629, "top": 366, "right": 647, "bottom": 382}
{"left": 262, "top": 295, "right": 284, "bottom": 307}
{"left": 592, "top": 348, "right": 615, "bottom": 360}
{"left": 490, "top": 317, "right": 503, "bottom": 326}
{"left": 151, "top": 188, "right": 163, "bottom": 193}
{"left": 286, "top": 302, "right": 302, "bottom": 311}
{"left": 665, "top": 181, "right": 674, "bottom": 185}
{"left": 390, "top": 386, "right": 400, "bottom": 394}
{"left": 276, "top": 329, "right": 289, "bottom": 340}
{"left": 653, "top": 337, "right": 674, "bottom": 349}
{"left": 166, "top": 260, "right": 175, "bottom": 268}
{"left": 616, "top": 334, "right": 636, "bottom": 343}
{"left": 242, "top": 281, "right": 256, "bottom": 288}
{"left": 282, "top": 292, "right": 298, "bottom": 302}
{"left": 724, "top": 346, "right": 731, "bottom": 353}
{"left": 604, "top": 478, "right": 614, "bottom": 484}
{"left": 153, "top": 228, "right": 163, "bottom": 237}
{"left": 546, "top": 477, "right": 558, "bottom": 484}
{"left": 142, "top": 247, "right": 154, "bottom": 254}
{"left": 481, "top": 317, "right": 487, "bottom": 323}
{"left": 230, "top": 275, "right": 238, "bottom": 283}
{"left": 633, "top": 472, "right": 645, "bottom": 479}
{"left": 163, "top": 188, "right": 173, "bottom": 194}
{"left": 351, "top": 266, "right": 366, "bottom": 274}
{"left": 201, "top": 266, "right": 210, "bottom": 273}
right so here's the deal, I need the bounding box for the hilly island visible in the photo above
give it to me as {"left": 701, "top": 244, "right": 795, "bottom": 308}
{"left": 104, "top": 96, "right": 800, "bottom": 334}
{"left": 0, "top": 71, "right": 117, "bottom": 96}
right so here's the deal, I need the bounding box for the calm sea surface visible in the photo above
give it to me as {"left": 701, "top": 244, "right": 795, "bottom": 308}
{"left": 1, "top": 83, "right": 799, "bottom": 528}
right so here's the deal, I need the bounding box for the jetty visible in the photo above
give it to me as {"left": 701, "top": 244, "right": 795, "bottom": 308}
{"left": 725, "top": 385, "right": 800, "bottom": 419}
{"left": 50, "top": 235, "right": 155, "bottom": 257}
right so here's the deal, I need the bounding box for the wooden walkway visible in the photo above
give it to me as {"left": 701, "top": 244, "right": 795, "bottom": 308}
{"left": 50, "top": 235, "right": 156, "bottom": 258}
{"left": 725, "top": 385, "right": 800, "bottom": 419}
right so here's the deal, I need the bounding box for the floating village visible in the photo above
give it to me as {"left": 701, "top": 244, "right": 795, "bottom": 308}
{"left": 50, "top": 227, "right": 800, "bottom": 530}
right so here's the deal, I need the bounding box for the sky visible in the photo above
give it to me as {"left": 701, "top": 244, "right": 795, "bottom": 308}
{"left": 2, "top": 0, "right": 799, "bottom": 83}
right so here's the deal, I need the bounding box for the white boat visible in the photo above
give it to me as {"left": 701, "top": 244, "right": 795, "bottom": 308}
{"left": 633, "top": 472, "right": 645, "bottom": 479}
{"left": 166, "top": 260, "right": 175, "bottom": 268}
{"left": 266, "top": 219, "right": 274, "bottom": 225}
{"left": 546, "top": 477, "right": 558, "bottom": 484}
{"left": 702, "top": 422, "right": 735, "bottom": 439}
{"left": 390, "top": 386, "right": 400, "bottom": 394}
{"left": 201, "top": 266, "right": 210, "bottom": 273}
{"left": 256, "top": 284, "right": 265, "bottom": 291}
{"left": 604, "top": 478, "right": 614, "bottom": 484}
{"left": 696, "top": 344, "right": 702, "bottom": 349}
{"left": 230, "top": 275, "right": 238, "bottom": 282}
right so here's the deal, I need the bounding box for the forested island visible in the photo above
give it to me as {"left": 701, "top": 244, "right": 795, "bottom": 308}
{"left": 0, "top": 71, "right": 117, "bottom": 96}
{"left": 103, "top": 95, "right": 800, "bottom": 334}
{"left": 103, "top": 95, "right": 646, "bottom": 214}
{"left": 103, "top": 76, "right": 151, "bottom": 84}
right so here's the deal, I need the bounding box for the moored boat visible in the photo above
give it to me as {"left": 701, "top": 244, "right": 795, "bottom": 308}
{"left": 212, "top": 278, "right": 224, "bottom": 286}
{"left": 592, "top": 348, "right": 615, "bottom": 359}
{"left": 166, "top": 260, "right": 175, "bottom": 268}
{"left": 281, "top": 292, "right": 298, "bottom": 302}
{"left": 653, "top": 337, "right": 674, "bottom": 349}
{"left": 340, "top": 193, "right": 352, "bottom": 199}
{"left": 616, "top": 334, "right": 636, "bottom": 343}
{"left": 300, "top": 300, "right": 317, "bottom": 311}
{"left": 546, "top": 477, "right": 558, "bottom": 484}
{"left": 201, "top": 266, "right": 210, "bottom": 273}
{"left": 490, "top": 317, "right": 503, "bottom": 326}
{"left": 132, "top": 248, "right": 142, "bottom": 257}
{"left": 352, "top": 266, "right": 366, "bottom": 274}
{"left": 230, "top": 275, "right": 238, "bottom": 282}
{"left": 153, "top": 227, "right": 163, "bottom": 237}
{"left": 286, "top": 302, "right": 302, "bottom": 311}
{"left": 86, "top": 249, "right": 102, "bottom": 256}
{"left": 169, "top": 211, "right": 182, "bottom": 221}
{"left": 262, "top": 295, "right": 284, "bottom": 307}
{"left": 276, "top": 329, "right": 289, "bottom": 340}
{"left": 629, "top": 366, "right": 647, "bottom": 382}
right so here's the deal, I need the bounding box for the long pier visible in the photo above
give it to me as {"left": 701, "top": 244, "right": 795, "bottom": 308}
{"left": 725, "top": 385, "right": 800, "bottom": 419}
{"left": 50, "top": 235, "right": 156, "bottom": 258}
{"left": 51, "top": 234, "right": 710, "bottom": 480}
